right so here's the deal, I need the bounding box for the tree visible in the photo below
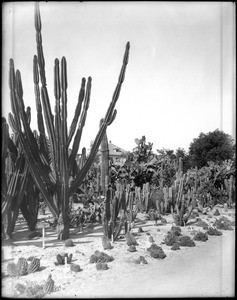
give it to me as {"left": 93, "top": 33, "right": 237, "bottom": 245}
{"left": 189, "top": 129, "right": 235, "bottom": 168}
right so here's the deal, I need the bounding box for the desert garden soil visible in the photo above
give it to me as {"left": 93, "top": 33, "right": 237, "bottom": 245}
{"left": 2, "top": 206, "right": 235, "bottom": 298}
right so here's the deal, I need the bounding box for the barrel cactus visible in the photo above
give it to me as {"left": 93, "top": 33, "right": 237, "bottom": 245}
{"left": 17, "top": 258, "right": 28, "bottom": 276}
{"left": 7, "top": 262, "right": 19, "bottom": 277}
{"left": 27, "top": 257, "right": 41, "bottom": 274}
{"left": 43, "top": 274, "right": 55, "bottom": 294}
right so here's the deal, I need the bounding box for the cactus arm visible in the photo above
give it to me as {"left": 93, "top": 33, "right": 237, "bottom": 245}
{"left": 107, "top": 109, "right": 117, "bottom": 126}
{"left": 69, "top": 42, "right": 130, "bottom": 196}
{"left": 68, "top": 77, "right": 92, "bottom": 170}
{"left": 35, "top": 3, "right": 58, "bottom": 171}
{"left": 67, "top": 78, "right": 86, "bottom": 146}
{"left": 34, "top": 55, "right": 51, "bottom": 166}
{"left": 104, "top": 42, "right": 130, "bottom": 125}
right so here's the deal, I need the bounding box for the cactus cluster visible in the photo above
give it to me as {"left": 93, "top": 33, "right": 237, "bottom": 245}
{"left": 96, "top": 262, "right": 109, "bottom": 270}
{"left": 134, "top": 256, "right": 148, "bottom": 265}
{"left": 177, "top": 236, "right": 195, "bottom": 247}
{"left": 89, "top": 250, "right": 114, "bottom": 263}
{"left": 5, "top": 2, "right": 130, "bottom": 241}
{"left": 213, "top": 216, "right": 233, "bottom": 230}
{"left": 207, "top": 226, "right": 222, "bottom": 236}
{"left": 193, "top": 231, "right": 208, "bottom": 242}
{"left": 125, "top": 231, "right": 139, "bottom": 246}
{"left": 171, "top": 243, "right": 180, "bottom": 250}
{"left": 56, "top": 253, "right": 73, "bottom": 265}
{"left": 147, "top": 244, "right": 166, "bottom": 259}
{"left": 7, "top": 256, "right": 41, "bottom": 277}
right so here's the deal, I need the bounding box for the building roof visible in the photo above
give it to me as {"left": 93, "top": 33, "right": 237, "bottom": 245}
{"left": 108, "top": 141, "right": 127, "bottom": 156}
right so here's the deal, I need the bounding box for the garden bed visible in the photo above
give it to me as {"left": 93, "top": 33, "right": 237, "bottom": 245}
{"left": 2, "top": 207, "right": 235, "bottom": 298}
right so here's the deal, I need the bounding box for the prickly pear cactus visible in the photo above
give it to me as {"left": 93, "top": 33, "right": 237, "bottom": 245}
{"left": 17, "top": 258, "right": 28, "bottom": 276}
{"left": 7, "top": 262, "right": 19, "bottom": 277}
{"left": 43, "top": 274, "right": 55, "bottom": 294}
{"left": 27, "top": 257, "right": 40, "bottom": 274}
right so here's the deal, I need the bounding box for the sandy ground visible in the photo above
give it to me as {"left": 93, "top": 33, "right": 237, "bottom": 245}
{"left": 1, "top": 206, "right": 235, "bottom": 298}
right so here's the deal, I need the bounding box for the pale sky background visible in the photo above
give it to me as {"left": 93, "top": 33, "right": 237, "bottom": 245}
{"left": 2, "top": 2, "right": 236, "bottom": 154}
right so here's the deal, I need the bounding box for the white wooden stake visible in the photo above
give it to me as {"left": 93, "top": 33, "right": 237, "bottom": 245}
{"left": 42, "top": 227, "right": 45, "bottom": 249}
{"left": 65, "top": 256, "right": 67, "bottom": 267}
{"left": 111, "top": 234, "right": 114, "bottom": 243}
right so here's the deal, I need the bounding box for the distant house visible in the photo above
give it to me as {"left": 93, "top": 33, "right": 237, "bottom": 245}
{"left": 108, "top": 141, "right": 127, "bottom": 164}
{"left": 99, "top": 141, "right": 127, "bottom": 165}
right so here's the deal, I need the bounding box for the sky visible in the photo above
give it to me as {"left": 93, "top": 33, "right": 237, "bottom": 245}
{"left": 2, "top": 2, "right": 235, "bottom": 154}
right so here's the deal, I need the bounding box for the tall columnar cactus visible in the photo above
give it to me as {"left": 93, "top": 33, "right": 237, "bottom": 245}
{"left": 99, "top": 118, "right": 110, "bottom": 196}
{"left": 102, "top": 184, "right": 126, "bottom": 241}
{"left": 2, "top": 118, "right": 32, "bottom": 238}
{"left": 8, "top": 3, "right": 130, "bottom": 239}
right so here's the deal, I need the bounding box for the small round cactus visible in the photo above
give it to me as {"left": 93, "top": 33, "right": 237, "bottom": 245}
{"left": 96, "top": 262, "right": 108, "bottom": 270}
{"left": 149, "top": 236, "right": 154, "bottom": 243}
{"left": 70, "top": 264, "right": 82, "bottom": 272}
{"left": 64, "top": 239, "right": 75, "bottom": 247}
